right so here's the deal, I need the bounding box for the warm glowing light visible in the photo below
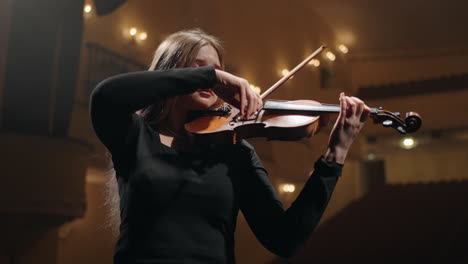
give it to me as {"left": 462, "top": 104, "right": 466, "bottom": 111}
{"left": 280, "top": 184, "right": 296, "bottom": 193}
{"left": 308, "top": 58, "right": 320, "bottom": 67}
{"left": 139, "top": 32, "right": 148, "bottom": 40}
{"left": 84, "top": 4, "right": 92, "bottom": 13}
{"left": 326, "top": 51, "right": 336, "bottom": 61}
{"left": 338, "top": 44, "right": 349, "bottom": 54}
{"left": 250, "top": 84, "right": 261, "bottom": 94}
{"left": 281, "top": 69, "right": 290, "bottom": 77}
{"left": 129, "top": 27, "right": 138, "bottom": 36}
{"left": 400, "top": 137, "right": 417, "bottom": 149}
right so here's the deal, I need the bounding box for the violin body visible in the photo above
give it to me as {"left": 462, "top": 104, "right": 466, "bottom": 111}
{"left": 184, "top": 100, "right": 329, "bottom": 144}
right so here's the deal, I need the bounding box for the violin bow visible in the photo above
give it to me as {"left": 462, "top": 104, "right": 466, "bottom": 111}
{"left": 260, "top": 45, "right": 327, "bottom": 100}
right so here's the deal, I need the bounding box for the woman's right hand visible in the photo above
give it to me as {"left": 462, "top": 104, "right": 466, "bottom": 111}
{"left": 213, "top": 69, "right": 263, "bottom": 119}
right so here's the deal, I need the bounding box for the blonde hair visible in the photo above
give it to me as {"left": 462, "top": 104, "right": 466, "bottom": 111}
{"left": 104, "top": 28, "right": 224, "bottom": 236}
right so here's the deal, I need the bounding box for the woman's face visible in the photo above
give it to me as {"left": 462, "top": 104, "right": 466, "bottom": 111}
{"left": 177, "top": 44, "right": 221, "bottom": 111}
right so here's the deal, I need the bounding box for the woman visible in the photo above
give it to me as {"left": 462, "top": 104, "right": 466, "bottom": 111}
{"left": 90, "top": 28, "right": 370, "bottom": 264}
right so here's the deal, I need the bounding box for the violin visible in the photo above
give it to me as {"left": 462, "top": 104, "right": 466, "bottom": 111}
{"left": 184, "top": 46, "right": 422, "bottom": 144}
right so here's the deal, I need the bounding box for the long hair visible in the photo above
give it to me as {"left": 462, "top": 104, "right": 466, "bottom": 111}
{"left": 103, "top": 28, "right": 224, "bottom": 236}
{"left": 137, "top": 28, "right": 224, "bottom": 128}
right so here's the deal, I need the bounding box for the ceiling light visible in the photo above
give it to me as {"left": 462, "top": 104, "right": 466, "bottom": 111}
{"left": 308, "top": 58, "right": 320, "bottom": 67}
{"left": 326, "top": 51, "right": 336, "bottom": 61}
{"left": 280, "top": 184, "right": 296, "bottom": 193}
{"left": 84, "top": 4, "right": 92, "bottom": 13}
{"left": 250, "top": 85, "right": 261, "bottom": 94}
{"left": 338, "top": 44, "right": 349, "bottom": 54}
{"left": 400, "top": 137, "right": 417, "bottom": 149}
{"left": 139, "top": 32, "right": 148, "bottom": 40}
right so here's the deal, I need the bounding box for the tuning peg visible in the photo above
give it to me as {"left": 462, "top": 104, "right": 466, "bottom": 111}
{"left": 382, "top": 120, "right": 393, "bottom": 127}
{"left": 397, "top": 126, "right": 407, "bottom": 134}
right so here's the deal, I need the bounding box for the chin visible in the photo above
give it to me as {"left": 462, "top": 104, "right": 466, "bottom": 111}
{"left": 189, "top": 100, "right": 215, "bottom": 110}
{"left": 181, "top": 92, "right": 218, "bottom": 111}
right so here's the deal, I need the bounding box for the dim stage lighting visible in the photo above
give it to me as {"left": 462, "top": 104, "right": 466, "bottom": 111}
{"left": 280, "top": 184, "right": 296, "bottom": 193}
{"left": 250, "top": 84, "right": 261, "bottom": 94}
{"left": 326, "top": 51, "right": 336, "bottom": 61}
{"left": 400, "top": 137, "right": 417, "bottom": 149}
{"left": 308, "top": 58, "right": 320, "bottom": 67}
{"left": 84, "top": 4, "right": 92, "bottom": 14}
{"left": 139, "top": 32, "right": 148, "bottom": 41}
{"left": 338, "top": 44, "right": 349, "bottom": 54}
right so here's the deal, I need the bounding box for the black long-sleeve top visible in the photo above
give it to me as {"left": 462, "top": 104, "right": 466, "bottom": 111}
{"left": 89, "top": 66, "right": 343, "bottom": 264}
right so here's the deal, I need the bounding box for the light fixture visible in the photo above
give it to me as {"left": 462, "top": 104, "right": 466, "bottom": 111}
{"left": 139, "top": 32, "right": 148, "bottom": 41}
{"left": 400, "top": 137, "right": 417, "bottom": 149}
{"left": 326, "top": 51, "right": 336, "bottom": 61}
{"left": 308, "top": 58, "right": 320, "bottom": 67}
{"left": 126, "top": 27, "right": 148, "bottom": 44}
{"left": 367, "top": 153, "right": 376, "bottom": 160}
{"left": 250, "top": 84, "right": 261, "bottom": 94}
{"left": 338, "top": 44, "right": 349, "bottom": 54}
{"left": 281, "top": 69, "right": 290, "bottom": 77}
{"left": 84, "top": 4, "right": 92, "bottom": 13}
{"left": 280, "top": 184, "right": 296, "bottom": 193}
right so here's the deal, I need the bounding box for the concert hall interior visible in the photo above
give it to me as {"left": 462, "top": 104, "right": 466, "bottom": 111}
{"left": 1, "top": 0, "right": 468, "bottom": 263}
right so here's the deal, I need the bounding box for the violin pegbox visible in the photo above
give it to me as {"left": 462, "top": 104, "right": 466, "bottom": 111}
{"left": 187, "top": 103, "right": 232, "bottom": 122}
{"left": 371, "top": 108, "right": 422, "bottom": 134}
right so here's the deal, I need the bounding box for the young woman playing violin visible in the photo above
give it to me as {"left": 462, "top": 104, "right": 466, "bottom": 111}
{"left": 90, "top": 28, "right": 371, "bottom": 264}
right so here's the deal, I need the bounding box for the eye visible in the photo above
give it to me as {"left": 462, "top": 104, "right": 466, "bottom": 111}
{"left": 195, "top": 59, "right": 207, "bottom": 66}
{"left": 189, "top": 61, "right": 201, "bottom": 68}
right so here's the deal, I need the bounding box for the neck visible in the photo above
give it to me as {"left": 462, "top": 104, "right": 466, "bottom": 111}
{"left": 160, "top": 105, "right": 208, "bottom": 152}
{"left": 160, "top": 104, "right": 189, "bottom": 137}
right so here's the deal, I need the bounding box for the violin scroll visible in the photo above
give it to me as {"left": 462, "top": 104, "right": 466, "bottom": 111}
{"left": 404, "top": 112, "right": 422, "bottom": 133}
{"left": 371, "top": 108, "right": 422, "bottom": 134}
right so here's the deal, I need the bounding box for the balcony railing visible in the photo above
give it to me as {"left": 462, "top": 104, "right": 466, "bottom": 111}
{"left": 85, "top": 42, "right": 147, "bottom": 95}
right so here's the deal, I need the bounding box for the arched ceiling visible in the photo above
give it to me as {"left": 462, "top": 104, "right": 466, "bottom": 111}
{"left": 309, "top": 0, "right": 468, "bottom": 57}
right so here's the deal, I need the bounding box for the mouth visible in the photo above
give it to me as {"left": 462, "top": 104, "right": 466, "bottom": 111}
{"left": 197, "top": 89, "right": 214, "bottom": 97}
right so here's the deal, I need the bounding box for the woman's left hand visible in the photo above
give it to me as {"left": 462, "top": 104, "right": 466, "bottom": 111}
{"left": 325, "top": 92, "right": 371, "bottom": 164}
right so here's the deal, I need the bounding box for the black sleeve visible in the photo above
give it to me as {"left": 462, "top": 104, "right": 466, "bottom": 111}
{"left": 238, "top": 141, "right": 342, "bottom": 258}
{"left": 89, "top": 66, "right": 217, "bottom": 157}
